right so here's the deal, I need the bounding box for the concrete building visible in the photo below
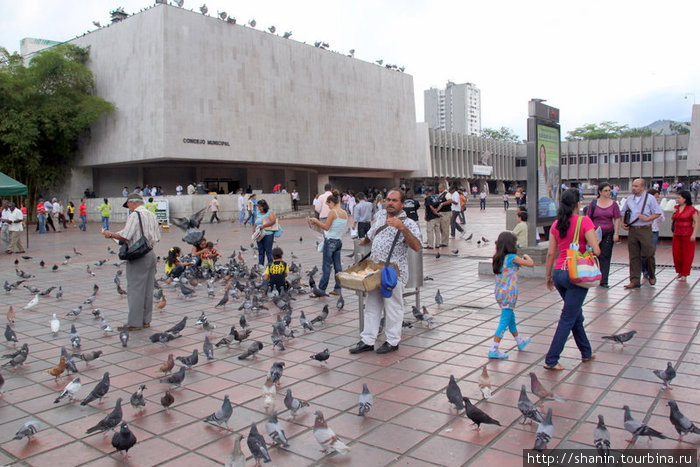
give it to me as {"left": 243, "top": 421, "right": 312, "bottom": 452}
{"left": 57, "top": 3, "right": 429, "bottom": 202}
{"left": 424, "top": 81, "right": 481, "bottom": 136}
{"left": 19, "top": 38, "right": 61, "bottom": 66}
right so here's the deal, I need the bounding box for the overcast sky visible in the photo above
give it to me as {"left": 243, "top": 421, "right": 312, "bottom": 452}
{"left": 2, "top": 0, "right": 698, "bottom": 139}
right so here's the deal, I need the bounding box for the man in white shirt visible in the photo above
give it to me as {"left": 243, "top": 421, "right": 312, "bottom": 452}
{"left": 4, "top": 202, "right": 25, "bottom": 254}
{"left": 176, "top": 184, "right": 183, "bottom": 196}
{"left": 237, "top": 191, "right": 247, "bottom": 225}
{"left": 1, "top": 200, "right": 11, "bottom": 249}
{"left": 291, "top": 189, "right": 300, "bottom": 211}
{"left": 449, "top": 186, "right": 466, "bottom": 238}
{"left": 208, "top": 196, "right": 220, "bottom": 223}
{"left": 316, "top": 183, "right": 333, "bottom": 221}
{"left": 186, "top": 183, "right": 195, "bottom": 195}
{"left": 52, "top": 198, "right": 63, "bottom": 231}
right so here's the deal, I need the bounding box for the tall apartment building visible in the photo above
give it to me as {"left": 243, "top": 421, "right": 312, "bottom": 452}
{"left": 424, "top": 81, "right": 481, "bottom": 136}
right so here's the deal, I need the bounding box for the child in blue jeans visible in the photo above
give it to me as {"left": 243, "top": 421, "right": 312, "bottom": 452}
{"left": 490, "top": 231, "right": 534, "bottom": 359}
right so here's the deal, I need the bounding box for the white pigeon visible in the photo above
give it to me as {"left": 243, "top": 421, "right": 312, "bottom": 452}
{"left": 313, "top": 411, "right": 350, "bottom": 455}
{"left": 54, "top": 377, "right": 82, "bottom": 404}
{"left": 100, "top": 316, "right": 113, "bottom": 333}
{"left": 50, "top": 314, "right": 60, "bottom": 336}
{"left": 23, "top": 294, "right": 39, "bottom": 310}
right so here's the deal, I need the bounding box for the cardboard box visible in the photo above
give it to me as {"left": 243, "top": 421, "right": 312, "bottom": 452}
{"left": 336, "top": 259, "right": 398, "bottom": 292}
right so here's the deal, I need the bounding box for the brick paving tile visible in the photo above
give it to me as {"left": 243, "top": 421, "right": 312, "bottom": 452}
{"left": 1, "top": 211, "right": 699, "bottom": 465}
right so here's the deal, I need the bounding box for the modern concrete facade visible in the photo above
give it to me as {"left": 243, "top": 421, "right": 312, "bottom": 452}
{"left": 62, "top": 3, "right": 428, "bottom": 202}
{"left": 425, "top": 81, "right": 481, "bottom": 136}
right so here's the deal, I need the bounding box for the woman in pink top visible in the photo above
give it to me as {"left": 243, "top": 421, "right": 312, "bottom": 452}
{"left": 543, "top": 189, "right": 601, "bottom": 371}
{"left": 586, "top": 183, "right": 621, "bottom": 288}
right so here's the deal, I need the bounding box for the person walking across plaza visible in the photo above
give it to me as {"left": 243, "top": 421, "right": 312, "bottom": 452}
{"left": 100, "top": 198, "right": 112, "bottom": 230}
{"left": 349, "top": 189, "right": 421, "bottom": 355}
{"left": 102, "top": 193, "right": 160, "bottom": 330}
{"left": 254, "top": 199, "right": 277, "bottom": 265}
{"left": 79, "top": 199, "right": 88, "bottom": 231}
{"left": 423, "top": 187, "right": 441, "bottom": 249}
{"left": 67, "top": 201, "right": 76, "bottom": 227}
{"left": 489, "top": 231, "right": 534, "bottom": 359}
{"left": 620, "top": 178, "right": 663, "bottom": 289}
{"left": 436, "top": 183, "right": 452, "bottom": 246}
{"left": 315, "top": 183, "right": 333, "bottom": 222}
{"left": 309, "top": 192, "right": 348, "bottom": 297}
{"left": 208, "top": 196, "right": 220, "bottom": 223}
{"left": 44, "top": 198, "right": 56, "bottom": 232}
{"left": 36, "top": 198, "right": 47, "bottom": 234}
{"left": 291, "top": 188, "right": 300, "bottom": 211}
{"left": 671, "top": 190, "right": 698, "bottom": 282}
{"left": 449, "top": 185, "right": 466, "bottom": 239}
{"left": 352, "top": 192, "right": 373, "bottom": 239}
{"left": 642, "top": 189, "right": 664, "bottom": 279}
{"left": 479, "top": 189, "right": 487, "bottom": 211}
{"left": 237, "top": 191, "right": 247, "bottom": 225}
{"left": 3, "top": 202, "right": 25, "bottom": 254}
{"left": 585, "top": 183, "right": 620, "bottom": 288}
{"left": 543, "top": 188, "right": 600, "bottom": 371}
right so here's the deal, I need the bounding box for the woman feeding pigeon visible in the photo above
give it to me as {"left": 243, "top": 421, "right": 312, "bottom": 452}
{"left": 308, "top": 192, "right": 348, "bottom": 297}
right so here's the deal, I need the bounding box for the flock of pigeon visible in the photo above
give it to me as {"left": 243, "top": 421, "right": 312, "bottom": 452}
{"left": 1, "top": 218, "right": 698, "bottom": 464}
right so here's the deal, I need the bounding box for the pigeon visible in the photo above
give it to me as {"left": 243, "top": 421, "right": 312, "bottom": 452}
{"left": 215, "top": 326, "right": 237, "bottom": 348}
{"left": 667, "top": 400, "right": 700, "bottom": 440}
{"left": 215, "top": 288, "right": 230, "bottom": 308}
{"left": 299, "top": 310, "right": 314, "bottom": 331}
{"left": 593, "top": 414, "right": 611, "bottom": 455}
{"left": 529, "top": 372, "right": 565, "bottom": 404}
{"left": 203, "top": 335, "right": 214, "bottom": 363}
{"left": 411, "top": 305, "right": 435, "bottom": 327}
{"left": 446, "top": 374, "right": 465, "bottom": 410}
{"left": 117, "top": 284, "right": 128, "bottom": 296}
{"left": 60, "top": 347, "right": 79, "bottom": 374}
{"left": 435, "top": 289, "right": 443, "bottom": 305}
{"left": 66, "top": 305, "right": 82, "bottom": 318}
{"left": 204, "top": 395, "right": 233, "bottom": 431}
{"left": 478, "top": 365, "right": 492, "bottom": 400}
{"left": 336, "top": 294, "right": 344, "bottom": 310}
{"left": 270, "top": 327, "right": 285, "bottom": 351}
{"left": 482, "top": 236, "right": 490, "bottom": 243}
{"left": 623, "top": 405, "right": 666, "bottom": 442}
{"left": 269, "top": 361, "right": 285, "bottom": 387}
{"left": 602, "top": 330, "right": 637, "bottom": 346}
{"left": 358, "top": 383, "right": 373, "bottom": 417}
{"left": 435, "top": 251, "right": 440, "bottom": 259}
{"left": 39, "top": 286, "right": 55, "bottom": 296}
{"left": 310, "top": 304, "right": 329, "bottom": 325}
{"left": 161, "top": 390, "right": 175, "bottom": 413}
{"left": 247, "top": 422, "right": 272, "bottom": 465}
{"left": 176, "top": 349, "right": 199, "bottom": 369}
{"left": 179, "top": 282, "right": 196, "bottom": 298}
{"left": 73, "top": 247, "right": 83, "bottom": 256}
{"left": 50, "top": 314, "right": 60, "bottom": 336}
{"left": 5, "top": 323, "right": 18, "bottom": 345}
{"left": 465, "top": 233, "right": 473, "bottom": 241}
{"left": 518, "top": 384, "right": 543, "bottom": 425}
{"left": 119, "top": 326, "right": 129, "bottom": 347}
{"left": 464, "top": 397, "right": 501, "bottom": 430}
{"left": 284, "top": 388, "right": 309, "bottom": 417}
{"left": 44, "top": 355, "right": 66, "bottom": 382}
{"left": 130, "top": 385, "right": 147, "bottom": 414}
{"left": 111, "top": 422, "right": 137, "bottom": 459}
{"left": 313, "top": 410, "right": 350, "bottom": 454}
{"left": 69, "top": 324, "right": 81, "bottom": 349}
{"left": 74, "top": 350, "right": 103, "bottom": 366}
{"left": 159, "top": 354, "right": 175, "bottom": 375}
{"left": 6, "top": 306, "right": 15, "bottom": 325}
{"left": 534, "top": 408, "right": 554, "bottom": 451}
{"left": 225, "top": 434, "right": 246, "bottom": 467}
{"left": 86, "top": 265, "right": 95, "bottom": 276}
{"left": 24, "top": 285, "right": 40, "bottom": 294}
{"left": 13, "top": 420, "right": 40, "bottom": 442}
{"left": 54, "top": 377, "right": 81, "bottom": 404}
{"left": 160, "top": 366, "right": 187, "bottom": 386}
{"left": 261, "top": 377, "right": 276, "bottom": 411}
{"left": 310, "top": 348, "right": 330, "bottom": 364}
{"left": 238, "top": 341, "right": 263, "bottom": 359}
{"left": 165, "top": 316, "right": 188, "bottom": 335}
{"left": 149, "top": 331, "right": 180, "bottom": 344}
{"left": 2, "top": 343, "right": 29, "bottom": 369}
{"left": 16, "top": 268, "right": 33, "bottom": 279}
{"left": 239, "top": 314, "right": 248, "bottom": 330}
{"left": 23, "top": 294, "right": 39, "bottom": 310}
{"left": 266, "top": 411, "right": 290, "bottom": 447}
{"left": 86, "top": 398, "right": 123, "bottom": 434}
{"left": 652, "top": 361, "right": 676, "bottom": 389}
{"left": 311, "top": 285, "right": 327, "bottom": 297}
{"left": 55, "top": 286, "right": 63, "bottom": 299}
{"left": 81, "top": 372, "right": 110, "bottom": 406}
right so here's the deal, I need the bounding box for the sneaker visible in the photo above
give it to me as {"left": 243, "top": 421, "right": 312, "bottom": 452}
{"left": 173, "top": 278, "right": 180, "bottom": 283}
{"left": 488, "top": 349, "right": 509, "bottom": 359}
{"left": 349, "top": 341, "right": 374, "bottom": 354}
{"left": 375, "top": 342, "right": 399, "bottom": 354}
{"left": 449, "top": 236, "right": 455, "bottom": 239}
{"left": 516, "top": 337, "right": 531, "bottom": 351}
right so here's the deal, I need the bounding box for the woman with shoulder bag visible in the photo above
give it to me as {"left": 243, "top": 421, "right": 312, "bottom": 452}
{"left": 671, "top": 190, "right": 698, "bottom": 282}
{"left": 544, "top": 189, "right": 601, "bottom": 371}
{"left": 309, "top": 192, "right": 348, "bottom": 297}
{"left": 586, "top": 183, "right": 620, "bottom": 288}
{"left": 102, "top": 193, "right": 160, "bottom": 330}
{"left": 254, "top": 199, "right": 277, "bottom": 265}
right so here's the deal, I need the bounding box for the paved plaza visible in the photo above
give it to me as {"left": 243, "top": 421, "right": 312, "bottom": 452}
{"left": 0, "top": 206, "right": 698, "bottom": 466}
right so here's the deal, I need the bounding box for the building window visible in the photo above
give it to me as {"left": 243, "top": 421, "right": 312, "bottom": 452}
{"left": 602, "top": 155, "right": 608, "bottom": 163}
{"left": 620, "top": 153, "right": 629, "bottom": 163}
{"left": 579, "top": 156, "right": 587, "bottom": 164}
{"left": 642, "top": 152, "right": 652, "bottom": 162}
{"left": 561, "top": 157, "right": 567, "bottom": 165}
{"left": 631, "top": 152, "right": 640, "bottom": 162}
{"left": 678, "top": 150, "right": 688, "bottom": 161}
{"left": 588, "top": 155, "right": 597, "bottom": 164}
{"left": 515, "top": 158, "right": 527, "bottom": 167}
{"left": 612, "top": 153, "right": 618, "bottom": 163}
{"left": 569, "top": 156, "right": 577, "bottom": 164}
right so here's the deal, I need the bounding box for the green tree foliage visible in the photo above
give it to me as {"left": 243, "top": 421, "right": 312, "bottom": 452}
{"left": 481, "top": 126, "right": 521, "bottom": 143}
{"left": 565, "top": 121, "right": 656, "bottom": 141}
{"left": 0, "top": 44, "right": 114, "bottom": 210}
{"left": 669, "top": 121, "right": 690, "bottom": 135}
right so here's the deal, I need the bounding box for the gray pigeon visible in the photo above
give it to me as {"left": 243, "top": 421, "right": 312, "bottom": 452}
{"left": 310, "top": 348, "right": 330, "bottom": 364}
{"left": 119, "top": 326, "right": 129, "bottom": 347}
{"left": 237, "top": 340, "right": 263, "bottom": 360}
{"left": 129, "top": 385, "right": 147, "bottom": 414}
{"left": 86, "top": 397, "right": 123, "bottom": 434}
{"left": 4, "top": 324, "right": 18, "bottom": 344}
{"left": 66, "top": 305, "right": 82, "bottom": 318}
{"left": 265, "top": 411, "right": 290, "bottom": 447}
{"left": 269, "top": 361, "right": 285, "bottom": 387}
{"left": 667, "top": 400, "right": 700, "bottom": 440}
{"left": 336, "top": 294, "right": 344, "bottom": 310}
{"left": 70, "top": 324, "right": 81, "bottom": 349}
{"left": 602, "top": 330, "right": 637, "bottom": 346}
{"left": 652, "top": 361, "right": 676, "bottom": 389}
{"left": 464, "top": 397, "right": 501, "bottom": 430}
{"left": 247, "top": 422, "right": 272, "bottom": 464}
{"left": 176, "top": 349, "right": 198, "bottom": 369}
{"left": 299, "top": 310, "right": 314, "bottom": 331}
{"left": 2, "top": 343, "right": 29, "bottom": 369}
{"left": 358, "top": 383, "right": 373, "bottom": 417}
{"left": 623, "top": 405, "right": 666, "bottom": 442}
{"left": 81, "top": 372, "right": 110, "bottom": 406}
{"left": 593, "top": 414, "right": 610, "bottom": 455}
{"left": 446, "top": 374, "right": 465, "bottom": 410}
{"left": 534, "top": 408, "right": 554, "bottom": 451}
{"left": 54, "top": 377, "right": 82, "bottom": 404}
{"left": 225, "top": 433, "right": 245, "bottom": 467}
{"left": 518, "top": 384, "right": 543, "bottom": 425}
{"left": 165, "top": 316, "right": 188, "bottom": 335}
{"left": 435, "top": 289, "right": 443, "bottom": 305}
{"left": 203, "top": 336, "right": 214, "bottom": 360}
{"left": 310, "top": 305, "right": 329, "bottom": 325}
{"left": 160, "top": 366, "right": 187, "bottom": 386}
{"left": 13, "top": 420, "right": 40, "bottom": 441}
{"left": 204, "top": 395, "right": 233, "bottom": 430}
{"left": 284, "top": 388, "right": 309, "bottom": 417}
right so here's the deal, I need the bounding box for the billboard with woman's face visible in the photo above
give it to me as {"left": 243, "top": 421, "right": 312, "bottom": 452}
{"left": 536, "top": 124, "right": 560, "bottom": 219}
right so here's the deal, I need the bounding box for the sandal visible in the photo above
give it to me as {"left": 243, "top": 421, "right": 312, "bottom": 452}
{"left": 582, "top": 354, "right": 596, "bottom": 362}
{"left": 543, "top": 363, "right": 565, "bottom": 371}
{"left": 329, "top": 291, "right": 341, "bottom": 296}
{"left": 309, "top": 293, "right": 321, "bottom": 298}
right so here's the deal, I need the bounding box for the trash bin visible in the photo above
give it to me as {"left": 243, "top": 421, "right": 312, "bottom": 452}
{"left": 405, "top": 247, "right": 423, "bottom": 289}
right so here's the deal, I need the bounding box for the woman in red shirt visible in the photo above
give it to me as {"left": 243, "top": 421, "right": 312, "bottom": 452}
{"left": 79, "top": 199, "right": 87, "bottom": 231}
{"left": 671, "top": 190, "right": 698, "bottom": 281}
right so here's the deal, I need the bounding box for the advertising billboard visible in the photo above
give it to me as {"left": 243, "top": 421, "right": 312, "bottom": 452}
{"left": 536, "top": 124, "right": 561, "bottom": 219}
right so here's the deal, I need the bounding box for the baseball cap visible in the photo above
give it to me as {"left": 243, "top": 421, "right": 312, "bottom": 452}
{"left": 123, "top": 193, "right": 144, "bottom": 208}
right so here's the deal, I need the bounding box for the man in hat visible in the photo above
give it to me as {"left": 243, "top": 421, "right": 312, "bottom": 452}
{"left": 349, "top": 189, "right": 421, "bottom": 355}
{"left": 102, "top": 193, "right": 160, "bottom": 330}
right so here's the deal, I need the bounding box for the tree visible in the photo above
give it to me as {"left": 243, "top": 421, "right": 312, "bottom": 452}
{"left": 481, "top": 126, "right": 521, "bottom": 143}
{"left": 0, "top": 44, "right": 114, "bottom": 212}
{"left": 565, "top": 121, "right": 656, "bottom": 141}
{"left": 669, "top": 121, "right": 690, "bottom": 135}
